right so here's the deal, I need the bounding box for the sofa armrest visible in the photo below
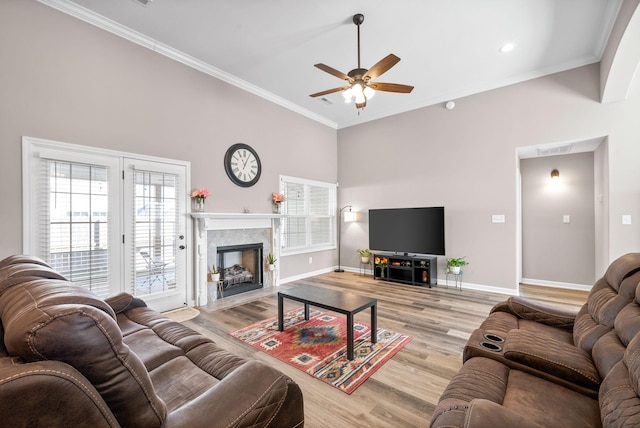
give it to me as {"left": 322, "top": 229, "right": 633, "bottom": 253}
{"left": 164, "top": 360, "right": 303, "bottom": 428}
{"left": 0, "top": 357, "right": 120, "bottom": 427}
{"left": 491, "top": 296, "right": 578, "bottom": 330}
{"left": 105, "top": 292, "right": 147, "bottom": 314}
{"left": 503, "top": 329, "right": 600, "bottom": 390}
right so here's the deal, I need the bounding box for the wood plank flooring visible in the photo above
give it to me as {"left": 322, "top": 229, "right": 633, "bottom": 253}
{"left": 185, "top": 272, "right": 588, "bottom": 428}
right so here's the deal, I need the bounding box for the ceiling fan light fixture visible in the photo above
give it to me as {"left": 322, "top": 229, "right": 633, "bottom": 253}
{"left": 309, "top": 13, "right": 414, "bottom": 112}
{"left": 342, "top": 87, "right": 353, "bottom": 102}
{"left": 363, "top": 85, "right": 375, "bottom": 99}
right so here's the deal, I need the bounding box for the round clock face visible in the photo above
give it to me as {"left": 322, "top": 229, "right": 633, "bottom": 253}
{"left": 224, "top": 143, "right": 261, "bottom": 187}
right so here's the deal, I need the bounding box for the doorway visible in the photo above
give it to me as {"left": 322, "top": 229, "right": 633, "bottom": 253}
{"left": 516, "top": 137, "right": 608, "bottom": 291}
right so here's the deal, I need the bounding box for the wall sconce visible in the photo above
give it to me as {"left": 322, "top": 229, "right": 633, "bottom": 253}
{"left": 550, "top": 169, "right": 560, "bottom": 180}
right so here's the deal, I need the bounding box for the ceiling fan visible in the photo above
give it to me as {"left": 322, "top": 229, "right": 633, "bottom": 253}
{"left": 310, "top": 13, "right": 414, "bottom": 110}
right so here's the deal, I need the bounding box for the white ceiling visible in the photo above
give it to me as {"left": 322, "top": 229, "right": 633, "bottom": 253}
{"left": 43, "top": 0, "right": 623, "bottom": 129}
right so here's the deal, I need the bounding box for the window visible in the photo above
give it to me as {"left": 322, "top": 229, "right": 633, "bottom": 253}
{"left": 280, "top": 175, "right": 336, "bottom": 254}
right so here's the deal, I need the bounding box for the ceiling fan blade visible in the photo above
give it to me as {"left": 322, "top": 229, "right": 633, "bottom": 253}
{"left": 369, "top": 82, "right": 414, "bottom": 93}
{"left": 363, "top": 54, "right": 401, "bottom": 81}
{"left": 314, "top": 63, "right": 352, "bottom": 82}
{"left": 309, "top": 86, "right": 351, "bottom": 97}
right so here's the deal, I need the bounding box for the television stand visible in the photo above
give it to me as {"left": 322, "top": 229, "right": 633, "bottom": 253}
{"left": 373, "top": 253, "right": 437, "bottom": 288}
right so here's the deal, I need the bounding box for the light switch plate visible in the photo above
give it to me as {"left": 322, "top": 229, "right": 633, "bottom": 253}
{"left": 563, "top": 215, "right": 570, "bottom": 224}
{"left": 622, "top": 215, "right": 632, "bottom": 225}
{"left": 492, "top": 214, "right": 505, "bottom": 224}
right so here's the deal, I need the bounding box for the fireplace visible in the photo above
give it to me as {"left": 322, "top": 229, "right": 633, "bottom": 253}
{"left": 191, "top": 213, "right": 283, "bottom": 305}
{"left": 216, "top": 243, "right": 263, "bottom": 298}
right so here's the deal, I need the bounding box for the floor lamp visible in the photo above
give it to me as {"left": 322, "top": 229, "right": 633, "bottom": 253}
{"left": 335, "top": 205, "right": 355, "bottom": 272}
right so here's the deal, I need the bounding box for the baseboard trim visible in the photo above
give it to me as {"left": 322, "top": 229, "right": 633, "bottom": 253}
{"left": 521, "top": 278, "right": 592, "bottom": 292}
{"left": 282, "top": 267, "right": 518, "bottom": 296}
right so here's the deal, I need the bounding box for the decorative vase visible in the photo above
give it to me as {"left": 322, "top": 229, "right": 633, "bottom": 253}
{"left": 193, "top": 198, "right": 205, "bottom": 212}
{"left": 267, "top": 264, "right": 275, "bottom": 271}
{"left": 272, "top": 203, "right": 281, "bottom": 214}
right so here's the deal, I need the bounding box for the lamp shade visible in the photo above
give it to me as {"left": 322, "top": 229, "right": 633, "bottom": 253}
{"left": 344, "top": 211, "right": 357, "bottom": 222}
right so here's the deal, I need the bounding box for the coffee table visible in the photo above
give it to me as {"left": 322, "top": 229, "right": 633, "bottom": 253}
{"left": 278, "top": 285, "right": 377, "bottom": 360}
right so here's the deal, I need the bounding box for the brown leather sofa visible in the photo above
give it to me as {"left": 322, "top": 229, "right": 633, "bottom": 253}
{"left": 0, "top": 255, "right": 304, "bottom": 427}
{"left": 430, "top": 253, "right": 640, "bottom": 428}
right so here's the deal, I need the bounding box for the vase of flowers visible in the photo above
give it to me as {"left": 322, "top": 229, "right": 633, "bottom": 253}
{"left": 191, "top": 188, "right": 210, "bottom": 212}
{"left": 375, "top": 256, "right": 388, "bottom": 278}
{"left": 272, "top": 192, "right": 285, "bottom": 213}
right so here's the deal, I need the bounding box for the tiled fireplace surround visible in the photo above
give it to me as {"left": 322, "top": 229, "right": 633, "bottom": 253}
{"left": 191, "top": 213, "right": 283, "bottom": 305}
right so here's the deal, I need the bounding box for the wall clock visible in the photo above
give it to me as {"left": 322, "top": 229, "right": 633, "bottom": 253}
{"left": 224, "top": 143, "right": 261, "bottom": 187}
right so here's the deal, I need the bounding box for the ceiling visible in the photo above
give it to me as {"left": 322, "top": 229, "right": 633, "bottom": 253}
{"left": 42, "top": 0, "right": 623, "bottom": 129}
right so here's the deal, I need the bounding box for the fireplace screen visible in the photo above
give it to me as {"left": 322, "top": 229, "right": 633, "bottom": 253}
{"left": 216, "top": 243, "right": 263, "bottom": 298}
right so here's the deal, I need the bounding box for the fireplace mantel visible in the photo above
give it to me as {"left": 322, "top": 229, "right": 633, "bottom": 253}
{"left": 191, "top": 212, "right": 284, "bottom": 305}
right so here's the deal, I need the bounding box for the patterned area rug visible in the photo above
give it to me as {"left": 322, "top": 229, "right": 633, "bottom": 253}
{"left": 229, "top": 307, "right": 412, "bottom": 394}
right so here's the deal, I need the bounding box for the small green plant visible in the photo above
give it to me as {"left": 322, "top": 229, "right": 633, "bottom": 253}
{"left": 266, "top": 253, "right": 277, "bottom": 265}
{"left": 447, "top": 257, "right": 469, "bottom": 268}
{"left": 357, "top": 249, "right": 372, "bottom": 257}
{"left": 209, "top": 265, "right": 219, "bottom": 274}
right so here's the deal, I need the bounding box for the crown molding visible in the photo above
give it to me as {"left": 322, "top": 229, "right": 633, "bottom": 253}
{"left": 36, "top": 0, "right": 338, "bottom": 129}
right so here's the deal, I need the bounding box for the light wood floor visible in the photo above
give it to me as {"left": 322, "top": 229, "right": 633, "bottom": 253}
{"left": 185, "top": 272, "right": 589, "bottom": 428}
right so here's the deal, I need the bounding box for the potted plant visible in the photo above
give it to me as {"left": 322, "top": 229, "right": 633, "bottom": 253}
{"left": 357, "top": 249, "right": 372, "bottom": 264}
{"left": 266, "top": 253, "right": 277, "bottom": 271}
{"left": 447, "top": 257, "right": 468, "bottom": 274}
{"left": 209, "top": 265, "right": 220, "bottom": 282}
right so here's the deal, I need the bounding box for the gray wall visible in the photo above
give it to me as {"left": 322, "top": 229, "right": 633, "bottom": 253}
{"left": 338, "top": 64, "right": 640, "bottom": 292}
{"left": 0, "top": 0, "right": 337, "bottom": 279}
{"left": 520, "top": 153, "right": 595, "bottom": 286}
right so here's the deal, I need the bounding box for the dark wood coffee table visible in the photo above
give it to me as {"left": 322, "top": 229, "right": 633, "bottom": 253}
{"left": 278, "top": 285, "right": 377, "bottom": 360}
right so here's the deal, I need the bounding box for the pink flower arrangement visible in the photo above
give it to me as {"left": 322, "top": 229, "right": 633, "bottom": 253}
{"left": 191, "top": 188, "right": 211, "bottom": 201}
{"left": 272, "top": 193, "right": 285, "bottom": 204}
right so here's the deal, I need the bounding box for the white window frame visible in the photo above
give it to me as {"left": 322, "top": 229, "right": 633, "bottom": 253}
{"left": 279, "top": 175, "right": 336, "bottom": 256}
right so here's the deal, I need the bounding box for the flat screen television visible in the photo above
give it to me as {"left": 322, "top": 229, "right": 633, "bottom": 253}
{"left": 368, "top": 207, "right": 445, "bottom": 255}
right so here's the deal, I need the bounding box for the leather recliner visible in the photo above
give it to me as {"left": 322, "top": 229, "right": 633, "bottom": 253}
{"left": 0, "top": 255, "right": 304, "bottom": 427}
{"left": 430, "top": 253, "right": 640, "bottom": 427}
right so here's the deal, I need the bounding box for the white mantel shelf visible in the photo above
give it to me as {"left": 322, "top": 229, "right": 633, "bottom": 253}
{"left": 191, "top": 212, "right": 284, "bottom": 306}
{"left": 190, "top": 212, "right": 285, "bottom": 219}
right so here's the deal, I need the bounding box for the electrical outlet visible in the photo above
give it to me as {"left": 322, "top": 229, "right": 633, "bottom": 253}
{"left": 308, "top": 256, "right": 313, "bottom": 264}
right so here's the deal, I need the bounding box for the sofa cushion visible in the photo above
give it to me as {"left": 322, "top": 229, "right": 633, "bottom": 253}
{"left": 431, "top": 357, "right": 601, "bottom": 428}
{"left": 0, "top": 277, "right": 167, "bottom": 427}
{"left": 598, "top": 333, "right": 640, "bottom": 427}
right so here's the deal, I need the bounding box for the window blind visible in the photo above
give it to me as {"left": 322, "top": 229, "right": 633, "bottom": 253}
{"left": 130, "top": 168, "right": 180, "bottom": 297}
{"left": 280, "top": 176, "right": 336, "bottom": 253}
{"left": 41, "top": 159, "right": 111, "bottom": 297}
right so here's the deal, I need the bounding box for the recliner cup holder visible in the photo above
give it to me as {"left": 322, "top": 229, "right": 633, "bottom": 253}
{"left": 483, "top": 333, "right": 505, "bottom": 343}
{"left": 479, "top": 341, "right": 502, "bottom": 352}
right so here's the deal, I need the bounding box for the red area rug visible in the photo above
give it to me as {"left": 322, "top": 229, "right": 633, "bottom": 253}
{"left": 229, "top": 307, "right": 412, "bottom": 394}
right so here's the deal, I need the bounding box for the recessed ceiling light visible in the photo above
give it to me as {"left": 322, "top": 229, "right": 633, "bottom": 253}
{"left": 499, "top": 43, "right": 516, "bottom": 53}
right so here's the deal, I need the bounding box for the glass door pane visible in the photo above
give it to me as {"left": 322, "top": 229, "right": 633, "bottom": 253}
{"left": 124, "top": 159, "right": 187, "bottom": 311}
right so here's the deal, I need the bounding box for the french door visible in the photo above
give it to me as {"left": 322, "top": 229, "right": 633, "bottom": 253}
{"left": 23, "top": 138, "right": 189, "bottom": 312}
{"left": 123, "top": 159, "right": 188, "bottom": 311}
